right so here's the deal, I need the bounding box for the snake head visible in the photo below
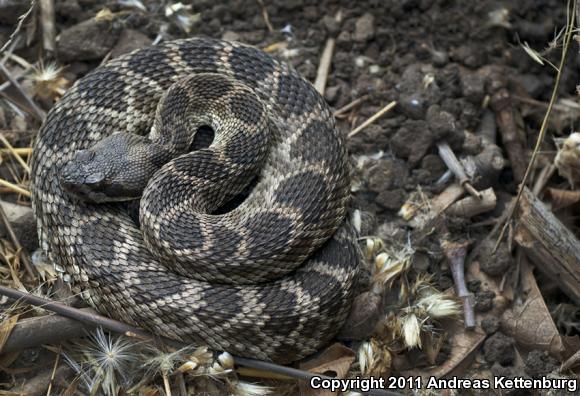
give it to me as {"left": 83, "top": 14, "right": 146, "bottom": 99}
{"left": 59, "top": 132, "right": 162, "bottom": 203}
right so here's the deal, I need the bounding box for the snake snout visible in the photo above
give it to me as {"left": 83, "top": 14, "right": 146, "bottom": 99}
{"left": 59, "top": 150, "right": 108, "bottom": 201}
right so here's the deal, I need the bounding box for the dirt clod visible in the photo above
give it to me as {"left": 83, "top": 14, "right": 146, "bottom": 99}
{"left": 484, "top": 332, "right": 515, "bottom": 366}
{"left": 474, "top": 290, "right": 495, "bottom": 312}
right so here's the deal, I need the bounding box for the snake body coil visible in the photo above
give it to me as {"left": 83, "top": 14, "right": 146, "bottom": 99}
{"left": 31, "top": 38, "right": 360, "bottom": 363}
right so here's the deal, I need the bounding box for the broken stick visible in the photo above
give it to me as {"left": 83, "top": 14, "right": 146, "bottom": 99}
{"left": 514, "top": 187, "right": 580, "bottom": 305}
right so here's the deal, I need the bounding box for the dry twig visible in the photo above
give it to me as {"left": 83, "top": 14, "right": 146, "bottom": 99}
{"left": 0, "top": 63, "right": 46, "bottom": 121}
{"left": 437, "top": 142, "right": 482, "bottom": 199}
{"left": 0, "top": 286, "right": 401, "bottom": 396}
{"left": 333, "top": 94, "right": 369, "bottom": 117}
{"left": 514, "top": 187, "right": 580, "bottom": 304}
{"left": 256, "top": 0, "right": 274, "bottom": 33}
{"left": 39, "top": 0, "right": 56, "bottom": 52}
{"left": 0, "top": 133, "right": 30, "bottom": 173}
{"left": 0, "top": 177, "right": 31, "bottom": 196}
{"left": 0, "top": 0, "right": 36, "bottom": 56}
{"left": 495, "top": 0, "right": 577, "bottom": 251}
{"left": 441, "top": 240, "right": 475, "bottom": 329}
{"left": 348, "top": 101, "right": 397, "bottom": 138}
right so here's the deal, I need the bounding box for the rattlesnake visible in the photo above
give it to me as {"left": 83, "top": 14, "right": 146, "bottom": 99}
{"left": 31, "top": 37, "right": 361, "bottom": 363}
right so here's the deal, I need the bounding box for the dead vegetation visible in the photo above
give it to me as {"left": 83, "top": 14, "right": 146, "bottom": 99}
{"left": 0, "top": 0, "right": 579, "bottom": 395}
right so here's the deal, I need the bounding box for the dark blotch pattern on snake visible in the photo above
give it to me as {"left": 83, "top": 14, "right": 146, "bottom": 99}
{"left": 31, "top": 37, "right": 361, "bottom": 363}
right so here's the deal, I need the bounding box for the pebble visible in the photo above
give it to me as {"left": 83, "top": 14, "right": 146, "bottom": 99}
{"left": 460, "top": 71, "right": 486, "bottom": 104}
{"left": 353, "top": 13, "right": 375, "bottom": 42}
{"left": 391, "top": 120, "right": 434, "bottom": 165}
{"left": 321, "top": 14, "right": 340, "bottom": 36}
{"left": 375, "top": 189, "right": 406, "bottom": 210}
{"left": 483, "top": 332, "right": 515, "bottom": 366}
{"left": 426, "top": 104, "right": 458, "bottom": 140}
{"left": 221, "top": 30, "right": 241, "bottom": 42}
{"left": 57, "top": 19, "right": 120, "bottom": 62}
{"left": 398, "top": 92, "right": 427, "bottom": 119}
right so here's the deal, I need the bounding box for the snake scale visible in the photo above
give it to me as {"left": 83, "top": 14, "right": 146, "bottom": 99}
{"left": 31, "top": 37, "right": 361, "bottom": 363}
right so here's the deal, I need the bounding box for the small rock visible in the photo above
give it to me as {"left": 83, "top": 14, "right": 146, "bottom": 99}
{"left": 461, "top": 71, "right": 486, "bottom": 104}
{"left": 524, "top": 350, "right": 559, "bottom": 377}
{"left": 0, "top": 201, "right": 37, "bottom": 252}
{"left": 57, "top": 19, "right": 120, "bottom": 62}
{"left": 431, "top": 49, "right": 449, "bottom": 67}
{"left": 366, "top": 158, "right": 409, "bottom": 192}
{"left": 474, "top": 290, "right": 495, "bottom": 312}
{"left": 221, "top": 30, "right": 240, "bottom": 42}
{"left": 481, "top": 317, "right": 500, "bottom": 334}
{"left": 419, "top": 154, "right": 447, "bottom": 182}
{"left": 390, "top": 121, "right": 433, "bottom": 166}
{"left": 110, "top": 29, "right": 151, "bottom": 59}
{"left": 353, "top": 75, "right": 387, "bottom": 97}
{"left": 353, "top": 13, "right": 375, "bottom": 42}
{"left": 478, "top": 240, "right": 512, "bottom": 277}
{"left": 484, "top": 332, "right": 515, "bottom": 366}
{"left": 467, "top": 279, "right": 481, "bottom": 293}
{"left": 399, "top": 92, "right": 428, "bottom": 119}
{"left": 336, "top": 31, "right": 352, "bottom": 50}
{"left": 324, "top": 85, "right": 341, "bottom": 104}
{"left": 426, "top": 104, "right": 458, "bottom": 141}
{"left": 321, "top": 15, "right": 340, "bottom": 36}
{"left": 452, "top": 44, "right": 487, "bottom": 69}
{"left": 375, "top": 189, "right": 406, "bottom": 210}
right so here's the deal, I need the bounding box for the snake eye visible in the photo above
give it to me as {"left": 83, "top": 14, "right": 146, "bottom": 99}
{"left": 85, "top": 172, "right": 105, "bottom": 185}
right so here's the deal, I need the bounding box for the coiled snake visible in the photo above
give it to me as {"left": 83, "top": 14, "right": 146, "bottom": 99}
{"left": 31, "top": 37, "right": 361, "bottom": 363}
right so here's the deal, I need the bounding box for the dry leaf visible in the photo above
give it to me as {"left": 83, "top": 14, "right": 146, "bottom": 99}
{"left": 501, "top": 259, "right": 566, "bottom": 359}
{"left": 545, "top": 187, "right": 580, "bottom": 211}
{"left": 299, "top": 343, "right": 355, "bottom": 396}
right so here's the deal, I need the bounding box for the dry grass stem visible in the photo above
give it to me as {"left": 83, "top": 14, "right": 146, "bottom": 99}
{"left": 314, "top": 38, "right": 335, "bottom": 95}
{"left": 46, "top": 344, "right": 62, "bottom": 396}
{"left": 348, "top": 101, "right": 397, "bottom": 138}
{"left": 0, "top": 134, "right": 30, "bottom": 173}
{"left": 0, "top": 178, "right": 31, "bottom": 197}
{"left": 256, "top": 0, "right": 274, "bottom": 33}
{"left": 0, "top": 147, "right": 32, "bottom": 156}
{"left": 333, "top": 94, "right": 369, "bottom": 116}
